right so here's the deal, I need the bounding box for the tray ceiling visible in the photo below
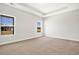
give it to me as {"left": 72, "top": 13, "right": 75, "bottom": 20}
{"left": 5, "top": 3, "right": 79, "bottom": 17}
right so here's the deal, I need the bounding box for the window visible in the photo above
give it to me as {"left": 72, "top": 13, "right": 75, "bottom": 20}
{"left": 36, "top": 21, "right": 42, "bottom": 32}
{"left": 0, "top": 15, "right": 14, "bottom": 35}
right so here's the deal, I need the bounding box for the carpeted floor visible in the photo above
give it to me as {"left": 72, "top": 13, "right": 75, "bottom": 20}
{"left": 0, "top": 37, "right": 79, "bottom": 55}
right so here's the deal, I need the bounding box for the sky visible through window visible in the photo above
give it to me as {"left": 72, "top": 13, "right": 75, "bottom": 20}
{"left": 37, "top": 22, "right": 41, "bottom": 27}
{"left": 37, "top": 20, "right": 43, "bottom": 27}
{"left": 0, "top": 16, "right": 13, "bottom": 25}
{"left": 0, "top": 16, "right": 1, "bottom": 25}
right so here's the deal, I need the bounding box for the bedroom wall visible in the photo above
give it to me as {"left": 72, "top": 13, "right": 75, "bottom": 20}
{"left": 44, "top": 9, "right": 79, "bottom": 41}
{"left": 0, "top": 4, "right": 43, "bottom": 45}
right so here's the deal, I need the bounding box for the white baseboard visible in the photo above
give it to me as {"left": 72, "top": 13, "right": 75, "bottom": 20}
{"left": 45, "top": 34, "right": 79, "bottom": 42}
{"left": 0, "top": 35, "right": 78, "bottom": 45}
{"left": 0, "top": 35, "right": 43, "bottom": 45}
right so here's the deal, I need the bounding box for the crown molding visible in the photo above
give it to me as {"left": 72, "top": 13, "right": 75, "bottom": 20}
{"left": 5, "top": 3, "right": 43, "bottom": 17}
{"left": 18, "top": 3, "right": 45, "bottom": 15}
{"left": 3, "top": 3, "right": 79, "bottom": 18}
{"left": 43, "top": 5, "right": 79, "bottom": 17}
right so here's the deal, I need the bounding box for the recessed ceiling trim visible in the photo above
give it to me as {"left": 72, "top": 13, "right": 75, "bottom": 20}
{"left": 5, "top": 3, "right": 43, "bottom": 17}
{"left": 3, "top": 3, "right": 79, "bottom": 18}
{"left": 17, "top": 3, "right": 69, "bottom": 16}
{"left": 44, "top": 6, "right": 68, "bottom": 15}
{"left": 44, "top": 7, "right": 79, "bottom": 17}
{"left": 18, "top": 3, "right": 45, "bottom": 15}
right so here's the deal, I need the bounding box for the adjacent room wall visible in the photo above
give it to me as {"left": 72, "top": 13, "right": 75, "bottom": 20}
{"left": 44, "top": 9, "right": 79, "bottom": 41}
{"left": 0, "top": 4, "right": 43, "bottom": 45}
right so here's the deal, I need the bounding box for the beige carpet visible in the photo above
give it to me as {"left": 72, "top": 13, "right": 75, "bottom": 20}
{"left": 0, "top": 37, "right": 79, "bottom": 55}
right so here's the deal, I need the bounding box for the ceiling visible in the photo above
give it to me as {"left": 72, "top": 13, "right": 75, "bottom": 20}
{"left": 23, "top": 3, "right": 67, "bottom": 14}
{"left": 6, "top": 3, "right": 79, "bottom": 17}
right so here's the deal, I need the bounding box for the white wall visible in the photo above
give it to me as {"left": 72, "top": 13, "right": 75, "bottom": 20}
{"left": 0, "top": 4, "right": 43, "bottom": 45}
{"left": 44, "top": 9, "right": 79, "bottom": 41}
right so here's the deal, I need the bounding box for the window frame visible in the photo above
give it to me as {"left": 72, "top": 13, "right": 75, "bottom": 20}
{"left": 0, "top": 15, "right": 14, "bottom": 35}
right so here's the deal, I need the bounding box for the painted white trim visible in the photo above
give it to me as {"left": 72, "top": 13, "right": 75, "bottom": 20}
{"left": 4, "top": 3, "right": 79, "bottom": 17}
{"left": 5, "top": 3, "right": 43, "bottom": 17}
{"left": 0, "top": 35, "right": 43, "bottom": 45}
{"left": 45, "top": 34, "right": 79, "bottom": 42}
